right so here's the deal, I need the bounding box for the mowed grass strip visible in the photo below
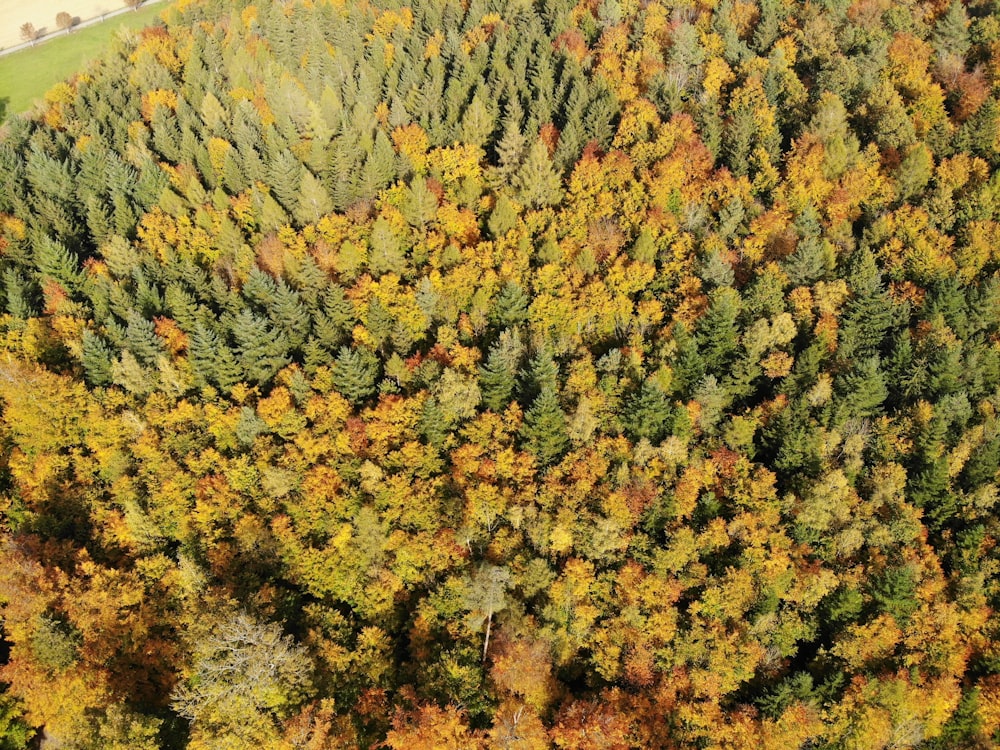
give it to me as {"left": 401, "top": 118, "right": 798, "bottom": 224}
{"left": 0, "top": 3, "right": 166, "bottom": 120}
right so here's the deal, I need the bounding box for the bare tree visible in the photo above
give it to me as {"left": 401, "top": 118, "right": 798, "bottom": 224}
{"left": 55, "top": 12, "right": 75, "bottom": 34}
{"left": 124, "top": 0, "right": 143, "bottom": 9}
{"left": 171, "top": 612, "right": 314, "bottom": 737}
{"left": 465, "top": 564, "right": 512, "bottom": 661}
{"left": 19, "top": 22, "right": 40, "bottom": 46}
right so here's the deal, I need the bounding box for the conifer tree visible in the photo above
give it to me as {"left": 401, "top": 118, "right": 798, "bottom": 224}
{"left": 34, "top": 236, "right": 82, "bottom": 291}
{"left": 697, "top": 287, "right": 741, "bottom": 375}
{"left": 520, "top": 387, "right": 569, "bottom": 466}
{"left": 295, "top": 170, "right": 334, "bottom": 226}
{"left": 332, "top": 346, "right": 379, "bottom": 404}
{"left": 268, "top": 150, "right": 304, "bottom": 217}
{"left": 490, "top": 282, "right": 530, "bottom": 329}
{"left": 230, "top": 310, "right": 291, "bottom": 385}
{"left": 624, "top": 378, "right": 674, "bottom": 443}
{"left": 270, "top": 281, "right": 311, "bottom": 352}
{"left": 403, "top": 177, "right": 439, "bottom": 228}
{"left": 81, "top": 330, "right": 115, "bottom": 387}
{"left": 480, "top": 330, "right": 524, "bottom": 411}
{"left": 513, "top": 139, "right": 563, "bottom": 208}
{"left": 124, "top": 313, "right": 165, "bottom": 367}
{"left": 932, "top": 1, "right": 971, "bottom": 61}
{"left": 188, "top": 323, "right": 240, "bottom": 392}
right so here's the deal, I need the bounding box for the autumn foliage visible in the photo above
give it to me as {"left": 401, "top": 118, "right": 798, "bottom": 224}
{"left": 0, "top": 0, "right": 999, "bottom": 747}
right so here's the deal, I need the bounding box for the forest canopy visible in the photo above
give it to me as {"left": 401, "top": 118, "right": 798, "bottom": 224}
{"left": 2, "top": 0, "right": 1000, "bottom": 747}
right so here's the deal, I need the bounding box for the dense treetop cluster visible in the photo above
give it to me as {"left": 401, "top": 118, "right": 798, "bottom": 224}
{"left": 2, "top": 0, "right": 1000, "bottom": 746}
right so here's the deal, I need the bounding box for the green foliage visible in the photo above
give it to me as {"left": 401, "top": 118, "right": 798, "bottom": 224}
{"left": 333, "top": 345, "right": 380, "bottom": 404}
{"left": 519, "top": 387, "right": 569, "bottom": 466}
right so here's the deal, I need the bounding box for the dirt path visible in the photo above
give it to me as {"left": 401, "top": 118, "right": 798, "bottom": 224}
{"left": 0, "top": 0, "right": 139, "bottom": 51}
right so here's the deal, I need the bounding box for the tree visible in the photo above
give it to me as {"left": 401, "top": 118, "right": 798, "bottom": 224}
{"left": 19, "top": 23, "right": 39, "bottom": 46}
{"left": 519, "top": 387, "right": 569, "bottom": 466}
{"left": 465, "top": 565, "right": 512, "bottom": 662}
{"left": 172, "top": 613, "right": 314, "bottom": 742}
{"left": 124, "top": 0, "right": 143, "bottom": 10}
{"left": 513, "top": 138, "right": 563, "bottom": 209}
{"left": 332, "top": 346, "right": 379, "bottom": 404}
{"left": 480, "top": 330, "right": 523, "bottom": 412}
{"left": 55, "top": 12, "right": 75, "bottom": 33}
{"left": 81, "top": 330, "right": 114, "bottom": 387}
{"left": 932, "top": 1, "right": 970, "bottom": 61}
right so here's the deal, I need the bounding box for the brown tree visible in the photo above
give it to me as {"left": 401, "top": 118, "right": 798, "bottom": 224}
{"left": 55, "top": 12, "right": 75, "bottom": 33}
{"left": 19, "top": 22, "right": 40, "bottom": 45}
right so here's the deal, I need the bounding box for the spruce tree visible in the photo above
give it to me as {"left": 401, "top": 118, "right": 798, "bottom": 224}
{"left": 268, "top": 150, "right": 305, "bottom": 217}
{"left": 697, "top": 287, "right": 741, "bottom": 376}
{"left": 479, "top": 330, "right": 523, "bottom": 411}
{"left": 624, "top": 378, "right": 674, "bottom": 443}
{"left": 295, "top": 170, "right": 334, "bottom": 226}
{"left": 124, "top": 312, "right": 165, "bottom": 368}
{"left": 333, "top": 346, "right": 380, "bottom": 404}
{"left": 230, "top": 310, "right": 291, "bottom": 385}
{"left": 932, "top": 0, "right": 971, "bottom": 60}
{"left": 403, "top": 177, "right": 439, "bottom": 228}
{"left": 81, "top": 330, "right": 115, "bottom": 387}
{"left": 513, "top": 138, "right": 563, "bottom": 208}
{"left": 270, "top": 281, "right": 311, "bottom": 351}
{"left": 490, "top": 281, "right": 530, "bottom": 329}
{"left": 34, "top": 235, "right": 82, "bottom": 291}
{"left": 520, "top": 387, "right": 569, "bottom": 467}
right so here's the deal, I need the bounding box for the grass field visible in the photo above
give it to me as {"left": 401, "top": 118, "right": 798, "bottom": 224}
{"left": 0, "top": 2, "right": 167, "bottom": 121}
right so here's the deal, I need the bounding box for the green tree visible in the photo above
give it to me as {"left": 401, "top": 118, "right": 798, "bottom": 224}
{"left": 513, "top": 138, "right": 563, "bottom": 209}
{"left": 81, "top": 330, "right": 114, "bottom": 387}
{"left": 479, "top": 329, "right": 524, "bottom": 411}
{"left": 332, "top": 345, "right": 379, "bottom": 404}
{"left": 519, "top": 387, "right": 569, "bottom": 466}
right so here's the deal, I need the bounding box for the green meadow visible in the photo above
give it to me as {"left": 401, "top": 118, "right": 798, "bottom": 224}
{"left": 0, "top": 3, "right": 165, "bottom": 122}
